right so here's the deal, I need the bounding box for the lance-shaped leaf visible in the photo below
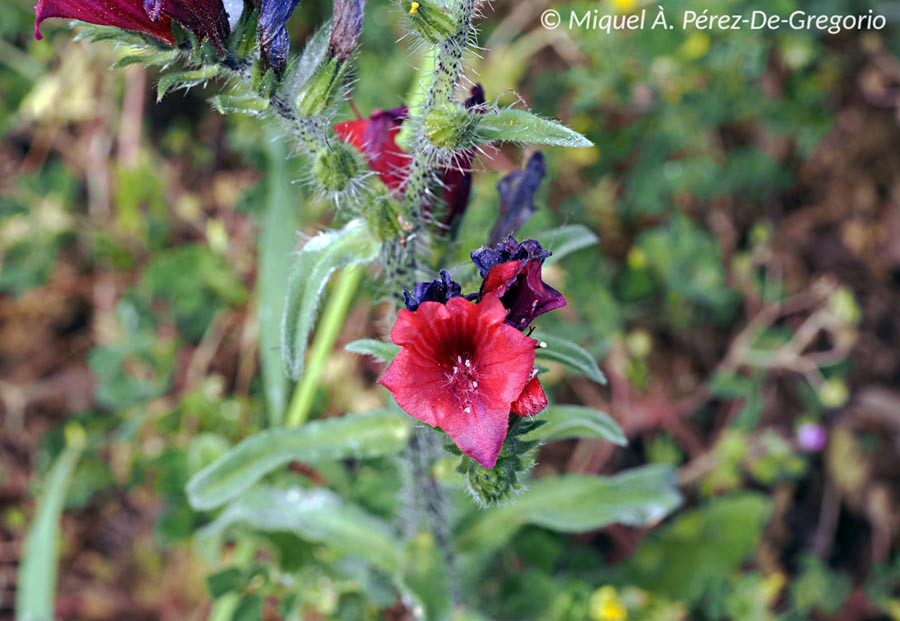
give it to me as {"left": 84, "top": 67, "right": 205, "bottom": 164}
{"left": 157, "top": 65, "right": 222, "bottom": 101}
{"left": 16, "top": 431, "right": 84, "bottom": 621}
{"left": 186, "top": 409, "right": 411, "bottom": 510}
{"left": 197, "top": 485, "right": 403, "bottom": 574}
{"left": 257, "top": 132, "right": 298, "bottom": 425}
{"left": 476, "top": 108, "right": 593, "bottom": 148}
{"left": 532, "top": 331, "right": 606, "bottom": 384}
{"left": 281, "top": 219, "right": 380, "bottom": 380}
{"left": 455, "top": 465, "right": 681, "bottom": 555}
{"left": 345, "top": 338, "right": 400, "bottom": 363}
{"left": 522, "top": 404, "right": 625, "bottom": 445}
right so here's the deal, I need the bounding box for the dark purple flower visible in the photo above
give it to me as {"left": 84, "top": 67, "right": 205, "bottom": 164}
{"left": 472, "top": 237, "right": 566, "bottom": 331}
{"left": 258, "top": 0, "right": 301, "bottom": 73}
{"left": 489, "top": 152, "right": 546, "bottom": 245}
{"left": 35, "top": 0, "right": 176, "bottom": 43}
{"left": 403, "top": 269, "right": 464, "bottom": 311}
{"left": 144, "top": 0, "right": 230, "bottom": 53}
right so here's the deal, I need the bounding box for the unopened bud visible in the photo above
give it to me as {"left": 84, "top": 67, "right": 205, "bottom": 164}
{"left": 401, "top": 0, "right": 457, "bottom": 43}
{"left": 423, "top": 102, "right": 479, "bottom": 150}
{"left": 313, "top": 142, "right": 360, "bottom": 193}
{"left": 328, "top": 0, "right": 364, "bottom": 61}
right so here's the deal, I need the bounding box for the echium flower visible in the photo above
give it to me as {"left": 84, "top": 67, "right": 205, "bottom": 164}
{"left": 379, "top": 238, "right": 564, "bottom": 469}
{"left": 34, "top": 0, "right": 230, "bottom": 52}
{"left": 379, "top": 295, "right": 545, "bottom": 469}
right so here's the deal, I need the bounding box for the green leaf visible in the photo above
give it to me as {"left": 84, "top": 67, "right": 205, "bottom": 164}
{"left": 186, "top": 410, "right": 411, "bottom": 510}
{"left": 542, "top": 224, "right": 599, "bottom": 266}
{"left": 198, "top": 486, "right": 402, "bottom": 575}
{"left": 401, "top": 532, "right": 453, "bottom": 621}
{"left": 476, "top": 108, "right": 593, "bottom": 148}
{"left": 345, "top": 338, "right": 400, "bottom": 363}
{"left": 156, "top": 66, "right": 221, "bottom": 101}
{"left": 258, "top": 132, "right": 300, "bottom": 425}
{"left": 624, "top": 493, "right": 771, "bottom": 604}
{"left": 281, "top": 219, "right": 381, "bottom": 381}
{"left": 532, "top": 331, "right": 606, "bottom": 384}
{"left": 456, "top": 465, "right": 681, "bottom": 555}
{"left": 16, "top": 431, "right": 85, "bottom": 621}
{"left": 523, "top": 405, "right": 625, "bottom": 446}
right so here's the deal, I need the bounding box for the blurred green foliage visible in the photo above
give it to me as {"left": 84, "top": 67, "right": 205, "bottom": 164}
{"left": 5, "top": 0, "right": 899, "bottom": 619}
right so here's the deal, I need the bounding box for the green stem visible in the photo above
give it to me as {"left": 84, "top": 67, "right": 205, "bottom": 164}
{"left": 284, "top": 264, "right": 364, "bottom": 427}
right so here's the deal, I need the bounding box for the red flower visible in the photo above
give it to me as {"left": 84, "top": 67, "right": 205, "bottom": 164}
{"left": 334, "top": 108, "right": 411, "bottom": 193}
{"left": 34, "top": 0, "right": 230, "bottom": 53}
{"left": 378, "top": 295, "right": 543, "bottom": 468}
{"left": 35, "top": 0, "right": 176, "bottom": 43}
{"left": 144, "top": 0, "right": 230, "bottom": 53}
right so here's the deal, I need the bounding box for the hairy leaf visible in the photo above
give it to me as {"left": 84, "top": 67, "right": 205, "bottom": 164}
{"left": 345, "top": 338, "right": 400, "bottom": 363}
{"left": 281, "top": 219, "right": 380, "bottom": 380}
{"left": 532, "top": 331, "right": 606, "bottom": 384}
{"left": 523, "top": 404, "right": 625, "bottom": 445}
{"left": 476, "top": 108, "right": 593, "bottom": 148}
{"left": 186, "top": 410, "right": 410, "bottom": 510}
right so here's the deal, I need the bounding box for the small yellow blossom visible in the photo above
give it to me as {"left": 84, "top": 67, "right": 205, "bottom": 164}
{"left": 610, "top": 0, "right": 637, "bottom": 14}
{"left": 409, "top": 1, "right": 420, "bottom": 14}
{"left": 590, "top": 586, "right": 628, "bottom": 621}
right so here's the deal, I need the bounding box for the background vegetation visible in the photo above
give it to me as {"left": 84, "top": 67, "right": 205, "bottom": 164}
{"left": 2, "top": 0, "right": 900, "bottom": 619}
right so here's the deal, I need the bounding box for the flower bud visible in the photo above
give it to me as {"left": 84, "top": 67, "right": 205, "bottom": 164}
{"left": 401, "top": 0, "right": 457, "bottom": 44}
{"left": 294, "top": 56, "right": 350, "bottom": 117}
{"left": 313, "top": 142, "right": 360, "bottom": 193}
{"left": 423, "top": 102, "right": 479, "bottom": 150}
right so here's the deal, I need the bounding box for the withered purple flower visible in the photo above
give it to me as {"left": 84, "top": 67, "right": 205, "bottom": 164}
{"left": 472, "top": 237, "right": 566, "bottom": 331}
{"left": 403, "top": 269, "right": 464, "bottom": 312}
{"left": 489, "top": 152, "right": 546, "bottom": 245}
{"left": 258, "top": 0, "right": 301, "bottom": 73}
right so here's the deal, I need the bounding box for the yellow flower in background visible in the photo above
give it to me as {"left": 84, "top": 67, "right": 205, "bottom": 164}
{"left": 681, "top": 32, "right": 711, "bottom": 60}
{"left": 609, "top": 0, "right": 637, "bottom": 14}
{"left": 590, "top": 586, "right": 628, "bottom": 621}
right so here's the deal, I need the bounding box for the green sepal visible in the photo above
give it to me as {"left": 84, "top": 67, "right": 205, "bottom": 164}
{"left": 157, "top": 65, "right": 221, "bottom": 101}
{"left": 294, "top": 56, "right": 350, "bottom": 118}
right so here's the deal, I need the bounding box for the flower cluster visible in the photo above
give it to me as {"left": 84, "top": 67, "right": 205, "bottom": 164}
{"left": 378, "top": 237, "right": 565, "bottom": 469}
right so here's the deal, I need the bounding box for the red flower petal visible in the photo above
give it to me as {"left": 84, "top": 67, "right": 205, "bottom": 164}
{"left": 510, "top": 376, "right": 547, "bottom": 417}
{"left": 378, "top": 296, "right": 537, "bottom": 468}
{"left": 35, "top": 0, "right": 175, "bottom": 43}
{"left": 334, "top": 108, "right": 411, "bottom": 192}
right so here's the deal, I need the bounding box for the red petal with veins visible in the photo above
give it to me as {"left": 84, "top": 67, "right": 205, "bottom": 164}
{"left": 35, "top": 0, "right": 175, "bottom": 43}
{"left": 379, "top": 296, "right": 537, "bottom": 468}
